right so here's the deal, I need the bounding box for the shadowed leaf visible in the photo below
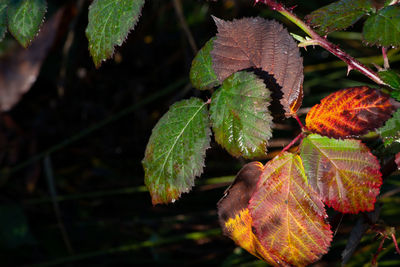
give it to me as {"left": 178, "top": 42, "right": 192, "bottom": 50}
{"left": 210, "top": 71, "right": 273, "bottom": 159}
{"left": 190, "top": 37, "right": 220, "bottom": 90}
{"left": 249, "top": 152, "right": 332, "bottom": 266}
{"left": 0, "top": 9, "right": 62, "bottom": 111}
{"left": 300, "top": 134, "right": 382, "bottom": 213}
{"left": 306, "top": 86, "right": 395, "bottom": 138}
{"left": 305, "top": 0, "right": 373, "bottom": 34}
{"left": 143, "top": 98, "right": 211, "bottom": 205}
{"left": 210, "top": 16, "right": 303, "bottom": 116}
{"left": 86, "top": 0, "right": 145, "bottom": 68}
{"left": 7, "top": 0, "right": 47, "bottom": 47}
{"left": 363, "top": 5, "right": 400, "bottom": 47}
{"left": 217, "top": 162, "right": 286, "bottom": 265}
{"left": 0, "top": 0, "right": 7, "bottom": 41}
{"left": 379, "top": 108, "right": 400, "bottom": 147}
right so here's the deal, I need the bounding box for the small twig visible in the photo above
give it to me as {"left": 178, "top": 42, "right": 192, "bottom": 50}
{"left": 372, "top": 236, "right": 386, "bottom": 267}
{"left": 281, "top": 132, "right": 304, "bottom": 153}
{"left": 383, "top": 47, "right": 390, "bottom": 69}
{"left": 172, "top": 0, "right": 198, "bottom": 54}
{"left": 255, "top": 0, "right": 386, "bottom": 86}
{"left": 44, "top": 156, "right": 74, "bottom": 255}
{"left": 392, "top": 233, "right": 400, "bottom": 255}
{"left": 294, "top": 114, "right": 305, "bottom": 129}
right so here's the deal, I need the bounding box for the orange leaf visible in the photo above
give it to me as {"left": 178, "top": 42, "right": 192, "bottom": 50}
{"left": 218, "top": 162, "right": 285, "bottom": 265}
{"left": 306, "top": 86, "right": 395, "bottom": 138}
{"left": 249, "top": 152, "right": 332, "bottom": 266}
{"left": 210, "top": 17, "right": 304, "bottom": 116}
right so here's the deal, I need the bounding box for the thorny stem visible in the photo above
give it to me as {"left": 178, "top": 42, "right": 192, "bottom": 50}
{"left": 255, "top": 0, "right": 386, "bottom": 86}
{"left": 282, "top": 132, "right": 304, "bottom": 153}
{"left": 382, "top": 47, "right": 390, "bottom": 69}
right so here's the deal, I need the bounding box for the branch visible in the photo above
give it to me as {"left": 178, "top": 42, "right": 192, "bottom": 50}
{"left": 255, "top": 0, "right": 386, "bottom": 86}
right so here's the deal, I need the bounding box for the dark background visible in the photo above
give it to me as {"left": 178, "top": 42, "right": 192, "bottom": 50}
{"left": 0, "top": 0, "right": 399, "bottom": 266}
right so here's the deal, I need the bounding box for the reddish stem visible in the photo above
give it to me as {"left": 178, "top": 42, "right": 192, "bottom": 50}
{"left": 256, "top": 0, "right": 386, "bottom": 86}
{"left": 382, "top": 47, "right": 390, "bottom": 69}
{"left": 294, "top": 114, "right": 305, "bottom": 130}
{"left": 372, "top": 236, "right": 386, "bottom": 267}
{"left": 392, "top": 233, "right": 400, "bottom": 255}
{"left": 282, "top": 132, "right": 304, "bottom": 153}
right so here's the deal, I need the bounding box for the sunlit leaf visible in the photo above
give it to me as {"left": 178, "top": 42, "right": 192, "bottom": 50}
{"left": 86, "top": 0, "right": 145, "bottom": 68}
{"left": 7, "top": 0, "right": 47, "bottom": 47}
{"left": 210, "top": 71, "right": 273, "bottom": 159}
{"left": 363, "top": 4, "right": 400, "bottom": 47}
{"left": 0, "top": 0, "right": 7, "bottom": 41}
{"left": 217, "top": 162, "right": 285, "bottom": 265}
{"left": 190, "top": 37, "right": 220, "bottom": 90}
{"left": 211, "top": 16, "right": 303, "bottom": 115}
{"left": 249, "top": 152, "right": 332, "bottom": 266}
{"left": 379, "top": 108, "right": 400, "bottom": 146}
{"left": 305, "top": 0, "right": 373, "bottom": 34}
{"left": 0, "top": 8, "right": 62, "bottom": 111}
{"left": 143, "top": 98, "right": 211, "bottom": 205}
{"left": 300, "top": 134, "right": 382, "bottom": 213}
{"left": 306, "top": 86, "right": 395, "bottom": 138}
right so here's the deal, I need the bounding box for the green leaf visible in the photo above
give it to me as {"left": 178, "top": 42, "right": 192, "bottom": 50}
{"left": 210, "top": 71, "right": 273, "bottom": 159}
{"left": 7, "top": 0, "right": 47, "bottom": 47}
{"left": 300, "top": 134, "right": 382, "bottom": 213}
{"left": 86, "top": 0, "right": 145, "bottom": 68}
{"left": 0, "top": 0, "right": 7, "bottom": 41}
{"left": 190, "top": 37, "right": 220, "bottom": 90}
{"left": 379, "top": 69, "right": 400, "bottom": 90}
{"left": 305, "top": 0, "right": 374, "bottom": 34}
{"left": 378, "top": 69, "right": 400, "bottom": 100}
{"left": 363, "top": 5, "right": 400, "bottom": 47}
{"left": 143, "top": 97, "right": 211, "bottom": 205}
{"left": 379, "top": 108, "right": 400, "bottom": 146}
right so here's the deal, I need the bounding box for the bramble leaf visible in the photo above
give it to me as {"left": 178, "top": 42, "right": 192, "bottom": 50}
{"left": 210, "top": 71, "right": 273, "bottom": 159}
{"left": 306, "top": 86, "right": 395, "bottom": 138}
{"left": 300, "top": 134, "right": 382, "bottom": 213}
{"left": 0, "top": 0, "right": 7, "bottom": 41}
{"left": 305, "top": 0, "right": 373, "bottom": 35}
{"left": 86, "top": 0, "right": 145, "bottom": 68}
{"left": 142, "top": 98, "right": 211, "bottom": 205}
{"left": 379, "top": 108, "right": 400, "bottom": 146}
{"left": 363, "top": 5, "right": 400, "bottom": 47}
{"left": 190, "top": 37, "right": 220, "bottom": 90}
{"left": 0, "top": 8, "right": 62, "bottom": 111}
{"left": 378, "top": 69, "right": 400, "bottom": 100}
{"left": 217, "top": 162, "right": 285, "bottom": 265}
{"left": 249, "top": 152, "right": 332, "bottom": 266}
{"left": 7, "top": 0, "right": 47, "bottom": 47}
{"left": 211, "top": 16, "right": 303, "bottom": 115}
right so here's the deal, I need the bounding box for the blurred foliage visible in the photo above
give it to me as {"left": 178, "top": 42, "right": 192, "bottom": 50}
{"left": 0, "top": 0, "right": 399, "bottom": 266}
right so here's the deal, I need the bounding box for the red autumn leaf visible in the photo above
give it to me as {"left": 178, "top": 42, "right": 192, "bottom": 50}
{"left": 210, "top": 16, "right": 304, "bottom": 116}
{"left": 217, "top": 162, "right": 285, "bottom": 265}
{"left": 306, "top": 86, "right": 395, "bottom": 138}
{"left": 300, "top": 134, "right": 382, "bottom": 213}
{"left": 249, "top": 152, "right": 332, "bottom": 266}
